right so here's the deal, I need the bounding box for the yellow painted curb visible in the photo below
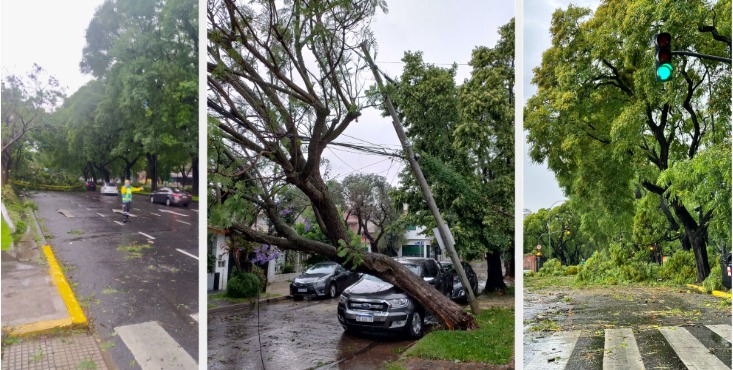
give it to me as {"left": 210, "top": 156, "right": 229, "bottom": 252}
{"left": 42, "top": 245, "right": 88, "bottom": 327}
{"left": 686, "top": 283, "right": 732, "bottom": 299}
{"left": 3, "top": 318, "right": 74, "bottom": 337}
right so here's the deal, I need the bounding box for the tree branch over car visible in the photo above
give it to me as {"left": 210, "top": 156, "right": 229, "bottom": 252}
{"left": 207, "top": 0, "right": 477, "bottom": 330}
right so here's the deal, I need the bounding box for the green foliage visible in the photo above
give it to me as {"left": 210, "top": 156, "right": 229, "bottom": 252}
{"left": 226, "top": 272, "right": 261, "bottom": 298}
{"left": 702, "top": 263, "right": 725, "bottom": 293}
{"left": 281, "top": 264, "right": 295, "bottom": 274}
{"left": 389, "top": 19, "right": 515, "bottom": 265}
{"left": 1, "top": 217, "right": 12, "bottom": 251}
{"left": 659, "top": 250, "right": 697, "bottom": 285}
{"left": 537, "top": 258, "right": 566, "bottom": 277}
{"left": 565, "top": 265, "right": 579, "bottom": 276}
{"left": 577, "top": 246, "right": 659, "bottom": 285}
{"left": 207, "top": 252, "right": 216, "bottom": 274}
{"left": 525, "top": 0, "right": 731, "bottom": 283}
{"left": 337, "top": 238, "right": 365, "bottom": 270}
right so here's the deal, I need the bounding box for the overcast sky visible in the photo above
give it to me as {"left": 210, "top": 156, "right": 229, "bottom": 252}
{"left": 323, "top": 1, "right": 515, "bottom": 186}
{"left": 1, "top": 0, "right": 104, "bottom": 96}
{"left": 522, "top": 0, "right": 600, "bottom": 212}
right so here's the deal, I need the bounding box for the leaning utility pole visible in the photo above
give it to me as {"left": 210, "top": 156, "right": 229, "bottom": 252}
{"left": 360, "top": 43, "right": 480, "bottom": 314}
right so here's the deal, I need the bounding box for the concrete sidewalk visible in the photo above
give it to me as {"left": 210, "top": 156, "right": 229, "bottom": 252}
{"left": 1, "top": 208, "right": 108, "bottom": 369}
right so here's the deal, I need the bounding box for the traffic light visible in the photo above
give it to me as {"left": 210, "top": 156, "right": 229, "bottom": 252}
{"left": 654, "top": 32, "right": 673, "bottom": 82}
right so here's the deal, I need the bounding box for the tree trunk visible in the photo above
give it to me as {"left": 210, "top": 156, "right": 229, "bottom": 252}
{"left": 191, "top": 156, "right": 199, "bottom": 194}
{"left": 484, "top": 249, "right": 507, "bottom": 293}
{"left": 504, "top": 251, "right": 515, "bottom": 279}
{"left": 670, "top": 200, "right": 710, "bottom": 282}
{"left": 146, "top": 153, "right": 159, "bottom": 191}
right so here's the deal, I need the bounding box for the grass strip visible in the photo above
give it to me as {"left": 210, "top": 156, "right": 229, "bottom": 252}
{"left": 404, "top": 307, "right": 514, "bottom": 364}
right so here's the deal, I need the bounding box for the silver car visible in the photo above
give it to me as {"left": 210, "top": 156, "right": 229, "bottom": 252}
{"left": 100, "top": 182, "right": 118, "bottom": 195}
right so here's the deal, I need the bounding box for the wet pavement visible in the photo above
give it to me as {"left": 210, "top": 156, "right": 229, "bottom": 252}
{"left": 208, "top": 297, "right": 421, "bottom": 370}
{"left": 31, "top": 191, "right": 199, "bottom": 368}
{"left": 524, "top": 278, "right": 732, "bottom": 369}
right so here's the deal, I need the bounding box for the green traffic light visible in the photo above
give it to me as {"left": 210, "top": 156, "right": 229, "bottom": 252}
{"left": 657, "top": 63, "right": 673, "bottom": 81}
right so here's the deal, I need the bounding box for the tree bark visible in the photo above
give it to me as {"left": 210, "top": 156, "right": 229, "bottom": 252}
{"left": 190, "top": 156, "right": 199, "bottom": 194}
{"left": 484, "top": 249, "right": 507, "bottom": 293}
{"left": 146, "top": 153, "right": 159, "bottom": 191}
{"left": 233, "top": 222, "right": 478, "bottom": 330}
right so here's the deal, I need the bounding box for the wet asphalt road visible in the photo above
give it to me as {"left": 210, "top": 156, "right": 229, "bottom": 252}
{"left": 208, "top": 297, "right": 419, "bottom": 370}
{"left": 524, "top": 281, "right": 732, "bottom": 369}
{"left": 31, "top": 190, "right": 199, "bottom": 368}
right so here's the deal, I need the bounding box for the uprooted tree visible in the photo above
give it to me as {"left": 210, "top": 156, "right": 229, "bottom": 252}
{"left": 207, "top": 0, "right": 476, "bottom": 329}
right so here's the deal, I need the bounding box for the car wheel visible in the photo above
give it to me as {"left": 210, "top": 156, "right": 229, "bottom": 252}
{"left": 407, "top": 310, "right": 424, "bottom": 339}
{"left": 150, "top": 196, "right": 154, "bottom": 203}
{"left": 328, "top": 283, "right": 337, "bottom": 299}
{"left": 165, "top": 198, "right": 171, "bottom": 206}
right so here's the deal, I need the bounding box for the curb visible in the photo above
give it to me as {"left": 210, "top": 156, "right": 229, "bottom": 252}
{"left": 208, "top": 294, "right": 291, "bottom": 314}
{"left": 3, "top": 246, "right": 88, "bottom": 337}
{"left": 685, "top": 283, "right": 732, "bottom": 299}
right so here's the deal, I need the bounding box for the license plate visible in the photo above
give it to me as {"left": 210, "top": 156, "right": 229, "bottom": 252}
{"left": 298, "top": 288, "right": 307, "bottom": 293}
{"left": 356, "top": 315, "right": 373, "bottom": 323}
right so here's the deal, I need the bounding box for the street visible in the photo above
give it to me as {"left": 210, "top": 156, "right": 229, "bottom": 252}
{"left": 208, "top": 297, "right": 421, "bottom": 370}
{"left": 524, "top": 281, "right": 732, "bottom": 369}
{"left": 32, "top": 190, "right": 199, "bottom": 368}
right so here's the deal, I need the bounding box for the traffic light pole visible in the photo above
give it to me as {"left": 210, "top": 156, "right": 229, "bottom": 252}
{"left": 360, "top": 42, "right": 480, "bottom": 315}
{"left": 672, "top": 51, "right": 731, "bottom": 65}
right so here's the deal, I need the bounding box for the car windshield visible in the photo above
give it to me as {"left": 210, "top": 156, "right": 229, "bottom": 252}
{"left": 399, "top": 262, "right": 421, "bottom": 275}
{"left": 305, "top": 263, "right": 336, "bottom": 274}
{"left": 362, "top": 274, "right": 385, "bottom": 283}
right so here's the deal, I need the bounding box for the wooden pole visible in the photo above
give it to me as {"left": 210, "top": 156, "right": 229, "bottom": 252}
{"left": 360, "top": 43, "right": 480, "bottom": 314}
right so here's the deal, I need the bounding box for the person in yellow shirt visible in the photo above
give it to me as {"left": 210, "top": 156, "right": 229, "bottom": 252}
{"left": 121, "top": 179, "right": 133, "bottom": 223}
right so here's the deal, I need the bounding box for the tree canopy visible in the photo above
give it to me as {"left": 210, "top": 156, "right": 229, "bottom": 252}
{"left": 525, "top": 0, "right": 731, "bottom": 282}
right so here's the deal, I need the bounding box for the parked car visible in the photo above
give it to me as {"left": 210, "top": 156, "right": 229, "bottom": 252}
{"left": 85, "top": 181, "right": 96, "bottom": 191}
{"left": 722, "top": 252, "right": 732, "bottom": 290}
{"left": 100, "top": 182, "right": 118, "bottom": 195}
{"left": 441, "top": 261, "right": 479, "bottom": 301}
{"left": 149, "top": 187, "right": 192, "bottom": 207}
{"left": 290, "top": 262, "right": 360, "bottom": 300}
{"left": 337, "top": 257, "right": 449, "bottom": 339}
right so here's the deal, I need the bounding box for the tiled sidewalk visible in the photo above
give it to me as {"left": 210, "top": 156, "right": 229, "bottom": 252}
{"left": 1, "top": 333, "right": 108, "bottom": 370}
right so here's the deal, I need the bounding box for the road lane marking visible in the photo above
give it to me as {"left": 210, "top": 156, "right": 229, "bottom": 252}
{"left": 57, "top": 209, "right": 75, "bottom": 218}
{"left": 525, "top": 330, "right": 581, "bottom": 370}
{"left": 113, "top": 221, "right": 124, "bottom": 226}
{"left": 160, "top": 209, "right": 189, "bottom": 217}
{"left": 190, "top": 314, "right": 198, "bottom": 323}
{"left": 603, "top": 328, "right": 644, "bottom": 370}
{"left": 659, "top": 326, "right": 728, "bottom": 370}
{"left": 96, "top": 213, "right": 106, "bottom": 218}
{"left": 706, "top": 324, "right": 732, "bottom": 344}
{"left": 176, "top": 249, "right": 198, "bottom": 260}
{"left": 176, "top": 220, "right": 192, "bottom": 225}
{"left": 138, "top": 232, "right": 155, "bottom": 240}
{"left": 115, "top": 321, "right": 197, "bottom": 370}
{"left": 191, "top": 209, "right": 198, "bottom": 213}
{"left": 150, "top": 212, "right": 161, "bottom": 216}
{"left": 112, "top": 209, "right": 137, "bottom": 217}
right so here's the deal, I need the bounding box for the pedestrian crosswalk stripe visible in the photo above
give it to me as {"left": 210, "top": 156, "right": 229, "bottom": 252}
{"left": 525, "top": 330, "right": 581, "bottom": 370}
{"left": 658, "top": 326, "right": 728, "bottom": 370}
{"left": 706, "top": 324, "right": 732, "bottom": 344}
{"left": 526, "top": 325, "right": 731, "bottom": 370}
{"left": 176, "top": 220, "right": 192, "bottom": 225}
{"left": 115, "top": 321, "right": 197, "bottom": 370}
{"left": 190, "top": 313, "right": 198, "bottom": 322}
{"left": 603, "top": 328, "right": 644, "bottom": 370}
{"left": 113, "top": 221, "right": 124, "bottom": 226}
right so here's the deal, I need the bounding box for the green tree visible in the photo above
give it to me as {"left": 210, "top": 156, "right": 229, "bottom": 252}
{"left": 342, "top": 174, "right": 399, "bottom": 254}
{"left": 208, "top": 0, "right": 476, "bottom": 330}
{"left": 388, "top": 19, "right": 515, "bottom": 292}
{"left": 525, "top": 1, "right": 731, "bottom": 282}
{"left": 1, "top": 65, "right": 64, "bottom": 185}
